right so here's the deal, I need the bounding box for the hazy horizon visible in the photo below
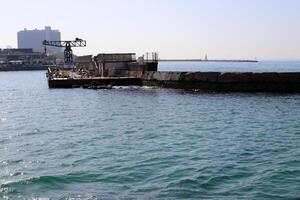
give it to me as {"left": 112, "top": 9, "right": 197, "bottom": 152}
{"left": 1, "top": 0, "right": 300, "bottom": 60}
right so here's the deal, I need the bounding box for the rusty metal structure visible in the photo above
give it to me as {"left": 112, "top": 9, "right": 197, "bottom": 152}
{"left": 43, "top": 38, "right": 86, "bottom": 65}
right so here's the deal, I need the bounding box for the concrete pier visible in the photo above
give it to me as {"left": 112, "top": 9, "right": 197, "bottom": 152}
{"left": 48, "top": 77, "right": 142, "bottom": 88}
{"left": 47, "top": 53, "right": 300, "bottom": 92}
{"left": 48, "top": 70, "right": 300, "bottom": 92}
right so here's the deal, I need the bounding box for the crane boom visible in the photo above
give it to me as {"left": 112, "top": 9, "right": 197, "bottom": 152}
{"left": 43, "top": 39, "right": 86, "bottom": 48}
{"left": 43, "top": 38, "right": 86, "bottom": 67}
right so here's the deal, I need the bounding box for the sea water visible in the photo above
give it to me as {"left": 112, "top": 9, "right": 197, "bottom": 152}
{"left": 0, "top": 62, "right": 300, "bottom": 199}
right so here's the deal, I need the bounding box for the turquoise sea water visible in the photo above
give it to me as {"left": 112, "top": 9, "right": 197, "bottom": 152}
{"left": 0, "top": 62, "right": 300, "bottom": 199}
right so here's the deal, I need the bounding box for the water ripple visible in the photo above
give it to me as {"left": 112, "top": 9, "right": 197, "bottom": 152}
{"left": 0, "top": 71, "right": 300, "bottom": 199}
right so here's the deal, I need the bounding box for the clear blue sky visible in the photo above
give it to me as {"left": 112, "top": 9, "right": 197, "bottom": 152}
{"left": 1, "top": 0, "right": 300, "bottom": 60}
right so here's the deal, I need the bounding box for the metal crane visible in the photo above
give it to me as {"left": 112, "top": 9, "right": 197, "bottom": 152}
{"left": 43, "top": 38, "right": 86, "bottom": 66}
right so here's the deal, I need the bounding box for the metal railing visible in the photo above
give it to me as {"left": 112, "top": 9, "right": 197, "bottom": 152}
{"left": 143, "top": 52, "right": 159, "bottom": 63}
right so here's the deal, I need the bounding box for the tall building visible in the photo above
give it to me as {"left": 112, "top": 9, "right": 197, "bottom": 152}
{"left": 17, "top": 26, "right": 62, "bottom": 54}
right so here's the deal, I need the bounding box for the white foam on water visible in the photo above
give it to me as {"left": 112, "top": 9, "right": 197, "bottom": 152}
{"left": 0, "top": 118, "right": 7, "bottom": 122}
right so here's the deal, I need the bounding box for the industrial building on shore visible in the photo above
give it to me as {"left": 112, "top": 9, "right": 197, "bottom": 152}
{"left": 0, "top": 48, "right": 55, "bottom": 71}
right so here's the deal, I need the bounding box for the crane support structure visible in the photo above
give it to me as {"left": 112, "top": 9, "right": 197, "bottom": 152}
{"left": 43, "top": 38, "right": 86, "bottom": 66}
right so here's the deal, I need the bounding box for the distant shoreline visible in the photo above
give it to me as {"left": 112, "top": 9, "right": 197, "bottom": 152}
{"left": 159, "top": 59, "right": 258, "bottom": 63}
{"left": 0, "top": 66, "right": 48, "bottom": 72}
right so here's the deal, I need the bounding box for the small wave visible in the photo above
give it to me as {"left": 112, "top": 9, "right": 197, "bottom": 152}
{"left": 0, "top": 118, "right": 7, "bottom": 122}
{"left": 22, "top": 129, "right": 42, "bottom": 137}
{"left": 0, "top": 160, "right": 9, "bottom": 167}
{"left": 0, "top": 186, "right": 16, "bottom": 195}
{"left": 0, "top": 138, "right": 9, "bottom": 145}
{"left": 168, "top": 178, "right": 201, "bottom": 189}
{"left": 278, "top": 159, "right": 300, "bottom": 167}
{"left": 141, "top": 86, "right": 158, "bottom": 89}
{"left": 0, "top": 159, "right": 23, "bottom": 167}
{"left": 1, "top": 176, "right": 63, "bottom": 189}
{"left": 0, "top": 173, "right": 103, "bottom": 192}
{"left": 112, "top": 86, "right": 141, "bottom": 89}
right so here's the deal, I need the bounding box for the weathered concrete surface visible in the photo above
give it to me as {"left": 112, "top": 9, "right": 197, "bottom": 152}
{"left": 137, "top": 71, "right": 300, "bottom": 83}
{"left": 180, "top": 72, "right": 220, "bottom": 82}
{"left": 48, "top": 77, "right": 142, "bottom": 88}
{"left": 126, "top": 70, "right": 300, "bottom": 92}
{"left": 75, "top": 55, "right": 97, "bottom": 70}
{"left": 217, "top": 72, "right": 300, "bottom": 83}
{"left": 142, "top": 71, "right": 182, "bottom": 81}
{"left": 48, "top": 69, "right": 300, "bottom": 92}
{"left": 74, "top": 53, "right": 157, "bottom": 77}
{"left": 101, "top": 63, "right": 157, "bottom": 77}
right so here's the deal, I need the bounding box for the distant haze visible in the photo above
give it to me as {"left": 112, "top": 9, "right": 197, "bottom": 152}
{"left": 0, "top": 0, "right": 300, "bottom": 60}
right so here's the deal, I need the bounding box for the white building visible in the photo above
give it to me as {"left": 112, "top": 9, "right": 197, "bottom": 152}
{"left": 17, "top": 26, "right": 62, "bottom": 54}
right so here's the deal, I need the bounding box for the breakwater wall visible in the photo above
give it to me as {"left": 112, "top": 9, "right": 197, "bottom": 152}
{"left": 107, "top": 70, "right": 300, "bottom": 92}
{"left": 48, "top": 70, "right": 300, "bottom": 92}
{"left": 48, "top": 77, "right": 142, "bottom": 88}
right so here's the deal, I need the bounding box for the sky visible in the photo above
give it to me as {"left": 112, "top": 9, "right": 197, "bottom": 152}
{"left": 0, "top": 0, "right": 300, "bottom": 60}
